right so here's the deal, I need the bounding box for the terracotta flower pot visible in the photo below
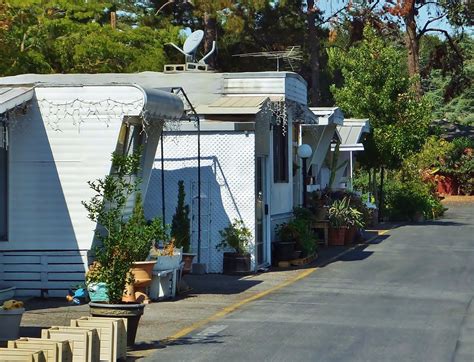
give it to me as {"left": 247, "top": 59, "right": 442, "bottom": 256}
{"left": 182, "top": 253, "right": 196, "bottom": 274}
{"left": 328, "top": 227, "right": 346, "bottom": 246}
{"left": 344, "top": 226, "right": 357, "bottom": 245}
{"left": 128, "top": 261, "right": 156, "bottom": 304}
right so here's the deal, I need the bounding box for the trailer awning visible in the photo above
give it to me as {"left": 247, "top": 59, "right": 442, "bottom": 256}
{"left": 196, "top": 95, "right": 318, "bottom": 125}
{"left": 195, "top": 96, "right": 268, "bottom": 115}
{"left": 309, "top": 107, "right": 344, "bottom": 126}
{"left": 331, "top": 118, "right": 370, "bottom": 152}
{"left": 139, "top": 86, "right": 184, "bottom": 121}
{"left": 0, "top": 87, "right": 34, "bottom": 114}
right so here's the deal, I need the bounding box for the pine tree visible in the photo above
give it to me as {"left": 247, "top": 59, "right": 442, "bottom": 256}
{"left": 170, "top": 180, "right": 191, "bottom": 253}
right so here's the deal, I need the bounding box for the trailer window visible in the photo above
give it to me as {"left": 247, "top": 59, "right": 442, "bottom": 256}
{"left": 273, "top": 123, "right": 289, "bottom": 183}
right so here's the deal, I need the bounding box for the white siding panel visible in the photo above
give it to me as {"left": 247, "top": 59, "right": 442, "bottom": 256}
{"left": 285, "top": 77, "right": 307, "bottom": 104}
{"left": 8, "top": 86, "right": 146, "bottom": 251}
{"left": 224, "top": 78, "right": 286, "bottom": 96}
{"left": 145, "top": 131, "right": 256, "bottom": 273}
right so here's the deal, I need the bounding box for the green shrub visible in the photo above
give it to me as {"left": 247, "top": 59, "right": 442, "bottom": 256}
{"left": 217, "top": 219, "right": 252, "bottom": 255}
{"left": 384, "top": 179, "right": 444, "bottom": 221}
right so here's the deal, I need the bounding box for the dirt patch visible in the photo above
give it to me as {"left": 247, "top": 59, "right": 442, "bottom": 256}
{"left": 442, "top": 196, "right": 474, "bottom": 204}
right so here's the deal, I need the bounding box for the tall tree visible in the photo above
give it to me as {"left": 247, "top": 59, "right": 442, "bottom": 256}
{"left": 384, "top": 0, "right": 472, "bottom": 95}
{"left": 329, "top": 26, "right": 432, "bottom": 170}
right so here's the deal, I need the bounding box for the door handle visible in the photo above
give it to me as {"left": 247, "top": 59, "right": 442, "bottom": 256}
{"left": 265, "top": 204, "right": 269, "bottom": 215}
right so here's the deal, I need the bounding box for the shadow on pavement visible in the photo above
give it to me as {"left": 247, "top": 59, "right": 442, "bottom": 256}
{"left": 183, "top": 274, "right": 262, "bottom": 296}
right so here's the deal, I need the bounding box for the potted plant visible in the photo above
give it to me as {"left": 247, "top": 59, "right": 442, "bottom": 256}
{"left": 0, "top": 300, "right": 24, "bottom": 342}
{"left": 292, "top": 208, "right": 318, "bottom": 257}
{"left": 328, "top": 197, "right": 350, "bottom": 246}
{"left": 149, "top": 238, "right": 182, "bottom": 271}
{"left": 274, "top": 222, "right": 298, "bottom": 262}
{"left": 170, "top": 180, "right": 195, "bottom": 273}
{"left": 83, "top": 150, "right": 167, "bottom": 346}
{"left": 345, "top": 206, "right": 364, "bottom": 244}
{"left": 217, "top": 219, "right": 252, "bottom": 274}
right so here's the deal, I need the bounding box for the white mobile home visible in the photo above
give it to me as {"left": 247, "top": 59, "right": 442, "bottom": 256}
{"left": 143, "top": 72, "right": 318, "bottom": 272}
{"left": 0, "top": 76, "right": 184, "bottom": 296}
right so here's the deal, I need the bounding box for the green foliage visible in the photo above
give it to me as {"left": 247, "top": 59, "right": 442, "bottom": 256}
{"left": 83, "top": 150, "right": 166, "bottom": 304}
{"left": 275, "top": 209, "right": 317, "bottom": 256}
{"left": 400, "top": 136, "right": 454, "bottom": 181}
{"left": 329, "top": 26, "right": 432, "bottom": 169}
{"left": 217, "top": 219, "right": 252, "bottom": 255}
{"left": 424, "top": 36, "right": 474, "bottom": 125}
{"left": 0, "top": 1, "right": 181, "bottom": 75}
{"left": 328, "top": 197, "right": 351, "bottom": 228}
{"left": 384, "top": 178, "right": 444, "bottom": 221}
{"left": 170, "top": 180, "right": 191, "bottom": 253}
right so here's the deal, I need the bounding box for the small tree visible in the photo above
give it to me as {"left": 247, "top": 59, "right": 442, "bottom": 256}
{"left": 170, "top": 180, "right": 191, "bottom": 253}
{"left": 217, "top": 219, "right": 252, "bottom": 255}
{"left": 83, "top": 150, "right": 166, "bottom": 304}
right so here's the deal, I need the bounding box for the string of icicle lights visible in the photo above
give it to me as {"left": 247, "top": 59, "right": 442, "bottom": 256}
{"left": 37, "top": 97, "right": 145, "bottom": 131}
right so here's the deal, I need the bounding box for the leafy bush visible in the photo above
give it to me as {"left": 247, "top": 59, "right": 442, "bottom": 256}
{"left": 217, "top": 219, "right": 252, "bottom": 255}
{"left": 384, "top": 179, "right": 444, "bottom": 221}
{"left": 275, "top": 209, "right": 317, "bottom": 256}
{"left": 83, "top": 150, "right": 166, "bottom": 304}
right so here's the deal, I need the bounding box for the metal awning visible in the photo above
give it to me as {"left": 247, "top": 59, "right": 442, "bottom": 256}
{"left": 195, "top": 96, "right": 268, "bottom": 115}
{"left": 196, "top": 96, "right": 318, "bottom": 125}
{"left": 309, "top": 107, "right": 344, "bottom": 126}
{"left": 0, "top": 87, "right": 34, "bottom": 114}
{"left": 331, "top": 118, "right": 370, "bottom": 152}
{"left": 336, "top": 118, "right": 370, "bottom": 145}
{"left": 137, "top": 86, "right": 184, "bottom": 121}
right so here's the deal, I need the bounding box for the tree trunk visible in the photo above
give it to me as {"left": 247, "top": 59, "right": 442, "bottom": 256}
{"left": 404, "top": 3, "right": 421, "bottom": 96}
{"left": 203, "top": 12, "right": 217, "bottom": 69}
{"left": 307, "top": 1, "right": 320, "bottom": 106}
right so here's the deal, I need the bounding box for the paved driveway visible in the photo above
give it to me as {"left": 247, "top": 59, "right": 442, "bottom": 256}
{"left": 147, "top": 202, "right": 474, "bottom": 362}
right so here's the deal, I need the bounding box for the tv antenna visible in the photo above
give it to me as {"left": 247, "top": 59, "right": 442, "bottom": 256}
{"left": 166, "top": 29, "right": 216, "bottom": 71}
{"left": 232, "top": 46, "right": 303, "bottom": 71}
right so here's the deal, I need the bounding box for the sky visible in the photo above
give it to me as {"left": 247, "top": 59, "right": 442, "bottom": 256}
{"left": 317, "top": 1, "right": 455, "bottom": 35}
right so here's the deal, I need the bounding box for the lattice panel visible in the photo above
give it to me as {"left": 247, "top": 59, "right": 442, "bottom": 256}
{"left": 144, "top": 131, "right": 256, "bottom": 273}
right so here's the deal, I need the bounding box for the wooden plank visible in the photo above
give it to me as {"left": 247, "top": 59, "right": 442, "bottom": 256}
{"left": 2, "top": 272, "right": 41, "bottom": 281}
{"left": 0, "top": 255, "right": 41, "bottom": 264}
{"left": 6, "top": 281, "right": 81, "bottom": 289}
{"left": 3, "top": 264, "right": 85, "bottom": 273}
{"left": 48, "top": 273, "right": 86, "bottom": 281}
{"left": 47, "top": 256, "right": 86, "bottom": 265}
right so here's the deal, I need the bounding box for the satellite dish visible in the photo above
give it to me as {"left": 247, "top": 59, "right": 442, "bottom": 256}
{"left": 168, "top": 29, "right": 216, "bottom": 66}
{"left": 183, "top": 30, "right": 204, "bottom": 55}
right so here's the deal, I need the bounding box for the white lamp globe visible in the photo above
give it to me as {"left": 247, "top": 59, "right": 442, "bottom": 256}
{"left": 297, "top": 144, "right": 312, "bottom": 159}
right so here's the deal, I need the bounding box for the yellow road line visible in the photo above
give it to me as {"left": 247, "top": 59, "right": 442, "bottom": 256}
{"left": 163, "top": 227, "right": 393, "bottom": 344}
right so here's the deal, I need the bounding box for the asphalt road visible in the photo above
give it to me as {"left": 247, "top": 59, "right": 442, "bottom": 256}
{"left": 147, "top": 202, "right": 474, "bottom": 362}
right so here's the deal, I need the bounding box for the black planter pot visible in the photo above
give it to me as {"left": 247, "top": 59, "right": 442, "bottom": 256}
{"left": 89, "top": 302, "right": 145, "bottom": 347}
{"left": 275, "top": 241, "right": 296, "bottom": 261}
{"left": 223, "top": 252, "right": 251, "bottom": 274}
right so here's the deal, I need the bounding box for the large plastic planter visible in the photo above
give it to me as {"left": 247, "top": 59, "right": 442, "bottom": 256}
{"left": 0, "top": 307, "right": 25, "bottom": 341}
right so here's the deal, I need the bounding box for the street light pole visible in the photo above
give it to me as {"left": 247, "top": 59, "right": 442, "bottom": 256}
{"left": 297, "top": 144, "right": 312, "bottom": 209}
{"left": 302, "top": 157, "right": 308, "bottom": 208}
